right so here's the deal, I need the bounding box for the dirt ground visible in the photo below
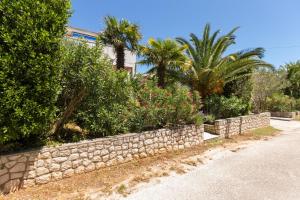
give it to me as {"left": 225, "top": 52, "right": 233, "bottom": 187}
{"left": 1, "top": 127, "right": 279, "bottom": 200}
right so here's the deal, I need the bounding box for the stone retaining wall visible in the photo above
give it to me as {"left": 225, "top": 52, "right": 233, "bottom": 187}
{"left": 271, "top": 111, "right": 300, "bottom": 119}
{"left": 271, "top": 112, "right": 296, "bottom": 119}
{"left": 0, "top": 125, "right": 203, "bottom": 193}
{"left": 204, "top": 112, "right": 271, "bottom": 138}
{"left": 203, "top": 124, "right": 215, "bottom": 134}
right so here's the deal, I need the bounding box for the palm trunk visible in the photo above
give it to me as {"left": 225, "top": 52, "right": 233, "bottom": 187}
{"left": 52, "top": 88, "right": 87, "bottom": 135}
{"left": 115, "top": 46, "right": 125, "bottom": 70}
{"left": 157, "top": 65, "right": 166, "bottom": 88}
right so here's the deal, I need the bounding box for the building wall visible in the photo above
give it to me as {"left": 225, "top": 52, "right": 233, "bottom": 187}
{"left": 0, "top": 125, "right": 203, "bottom": 193}
{"left": 102, "top": 46, "right": 136, "bottom": 73}
{"left": 66, "top": 26, "right": 137, "bottom": 75}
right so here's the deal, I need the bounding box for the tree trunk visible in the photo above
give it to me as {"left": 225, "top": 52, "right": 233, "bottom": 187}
{"left": 51, "top": 88, "right": 87, "bottom": 135}
{"left": 115, "top": 46, "right": 125, "bottom": 70}
{"left": 157, "top": 65, "right": 166, "bottom": 88}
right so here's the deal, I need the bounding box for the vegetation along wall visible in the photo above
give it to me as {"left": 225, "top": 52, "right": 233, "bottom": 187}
{"left": 0, "top": 125, "right": 203, "bottom": 193}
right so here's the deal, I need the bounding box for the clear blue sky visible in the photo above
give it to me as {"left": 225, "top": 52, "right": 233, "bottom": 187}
{"left": 69, "top": 0, "right": 300, "bottom": 73}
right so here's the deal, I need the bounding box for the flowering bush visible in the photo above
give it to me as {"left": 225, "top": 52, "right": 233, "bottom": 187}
{"left": 130, "top": 79, "right": 203, "bottom": 132}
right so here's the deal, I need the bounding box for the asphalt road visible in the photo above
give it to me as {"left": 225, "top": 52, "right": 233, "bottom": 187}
{"left": 122, "top": 120, "right": 300, "bottom": 200}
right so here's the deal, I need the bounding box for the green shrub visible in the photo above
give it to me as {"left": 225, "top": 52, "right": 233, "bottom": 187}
{"left": 205, "top": 95, "right": 250, "bottom": 119}
{"left": 56, "top": 40, "right": 134, "bottom": 138}
{"left": 0, "top": 0, "right": 71, "bottom": 145}
{"left": 266, "top": 93, "right": 296, "bottom": 112}
{"left": 75, "top": 70, "right": 134, "bottom": 137}
{"left": 130, "top": 79, "right": 203, "bottom": 131}
{"left": 296, "top": 99, "right": 300, "bottom": 111}
{"left": 203, "top": 114, "right": 216, "bottom": 124}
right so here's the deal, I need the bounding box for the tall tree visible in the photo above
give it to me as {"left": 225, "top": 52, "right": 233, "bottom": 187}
{"left": 251, "top": 69, "right": 288, "bottom": 113}
{"left": 176, "top": 24, "right": 272, "bottom": 98}
{"left": 139, "top": 38, "right": 189, "bottom": 88}
{"left": 282, "top": 61, "right": 300, "bottom": 98}
{"left": 99, "top": 16, "right": 142, "bottom": 70}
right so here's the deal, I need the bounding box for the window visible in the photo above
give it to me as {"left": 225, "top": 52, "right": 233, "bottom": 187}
{"left": 71, "top": 32, "right": 97, "bottom": 42}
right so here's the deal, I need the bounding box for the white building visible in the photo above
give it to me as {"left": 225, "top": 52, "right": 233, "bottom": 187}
{"left": 66, "top": 26, "right": 137, "bottom": 75}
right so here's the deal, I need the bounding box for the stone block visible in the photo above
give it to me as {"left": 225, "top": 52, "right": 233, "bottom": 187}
{"left": 72, "top": 160, "right": 82, "bottom": 168}
{"left": 69, "top": 153, "right": 79, "bottom": 161}
{"left": 0, "top": 168, "right": 8, "bottom": 176}
{"left": 144, "top": 139, "right": 153, "bottom": 145}
{"left": 18, "top": 156, "right": 27, "bottom": 162}
{"left": 102, "top": 155, "right": 109, "bottom": 162}
{"left": 5, "top": 161, "right": 16, "bottom": 169}
{"left": 39, "top": 152, "right": 51, "bottom": 159}
{"left": 60, "top": 150, "right": 71, "bottom": 157}
{"left": 8, "top": 155, "right": 21, "bottom": 161}
{"left": 26, "top": 170, "right": 36, "bottom": 179}
{"left": 63, "top": 169, "right": 74, "bottom": 178}
{"left": 109, "top": 152, "right": 117, "bottom": 159}
{"left": 51, "top": 151, "right": 59, "bottom": 158}
{"left": 85, "top": 163, "right": 95, "bottom": 172}
{"left": 75, "top": 166, "right": 85, "bottom": 174}
{"left": 93, "top": 156, "right": 101, "bottom": 162}
{"left": 101, "top": 149, "right": 109, "bottom": 156}
{"left": 96, "top": 145, "right": 103, "bottom": 150}
{"left": 95, "top": 162, "right": 105, "bottom": 169}
{"left": 88, "top": 153, "right": 94, "bottom": 159}
{"left": 88, "top": 147, "right": 95, "bottom": 153}
{"left": 36, "top": 167, "right": 49, "bottom": 176}
{"left": 0, "top": 173, "right": 9, "bottom": 185}
{"left": 36, "top": 174, "right": 51, "bottom": 185}
{"left": 11, "top": 172, "right": 24, "bottom": 179}
{"left": 116, "top": 155, "right": 124, "bottom": 162}
{"left": 80, "top": 152, "right": 88, "bottom": 158}
{"left": 49, "top": 163, "right": 60, "bottom": 172}
{"left": 9, "top": 163, "right": 26, "bottom": 173}
{"left": 83, "top": 159, "right": 92, "bottom": 167}
{"left": 61, "top": 161, "right": 72, "bottom": 171}
{"left": 53, "top": 157, "right": 67, "bottom": 163}
{"left": 35, "top": 160, "right": 44, "bottom": 168}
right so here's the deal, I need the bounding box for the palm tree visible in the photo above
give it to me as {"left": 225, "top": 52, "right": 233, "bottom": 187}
{"left": 176, "top": 24, "right": 272, "bottom": 98}
{"left": 99, "top": 16, "right": 142, "bottom": 70}
{"left": 139, "top": 38, "right": 189, "bottom": 88}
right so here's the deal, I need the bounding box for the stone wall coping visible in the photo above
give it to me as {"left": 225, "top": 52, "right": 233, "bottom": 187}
{"left": 226, "top": 117, "right": 240, "bottom": 122}
{"left": 271, "top": 111, "right": 295, "bottom": 114}
{"left": 208, "top": 112, "right": 270, "bottom": 125}
{"left": 204, "top": 124, "right": 214, "bottom": 127}
{"left": 215, "top": 119, "right": 227, "bottom": 122}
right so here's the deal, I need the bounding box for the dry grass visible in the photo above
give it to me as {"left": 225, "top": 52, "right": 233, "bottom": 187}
{"left": 248, "top": 126, "right": 280, "bottom": 139}
{"left": 2, "top": 126, "right": 280, "bottom": 200}
{"left": 116, "top": 184, "right": 127, "bottom": 196}
{"left": 181, "top": 159, "right": 198, "bottom": 166}
{"left": 169, "top": 166, "right": 186, "bottom": 174}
